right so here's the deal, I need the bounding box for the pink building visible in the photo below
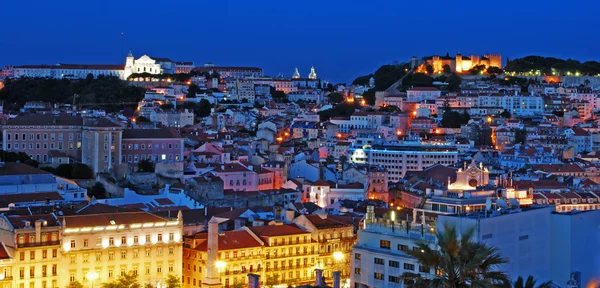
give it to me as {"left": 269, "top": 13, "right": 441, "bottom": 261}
{"left": 2, "top": 114, "right": 83, "bottom": 164}
{"left": 121, "top": 127, "right": 184, "bottom": 164}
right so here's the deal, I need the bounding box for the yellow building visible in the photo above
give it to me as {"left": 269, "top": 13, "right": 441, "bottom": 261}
{"left": 183, "top": 221, "right": 320, "bottom": 288}
{"left": 0, "top": 214, "right": 62, "bottom": 288}
{"left": 60, "top": 209, "right": 183, "bottom": 287}
{"left": 293, "top": 214, "right": 356, "bottom": 282}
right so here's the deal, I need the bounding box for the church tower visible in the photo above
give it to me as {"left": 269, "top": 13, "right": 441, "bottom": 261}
{"left": 308, "top": 66, "right": 317, "bottom": 79}
{"left": 123, "top": 49, "right": 135, "bottom": 79}
{"left": 292, "top": 67, "right": 300, "bottom": 79}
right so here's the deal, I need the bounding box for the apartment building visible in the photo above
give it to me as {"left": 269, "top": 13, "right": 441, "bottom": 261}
{"left": 60, "top": 208, "right": 183, "bottom": 287}
{"left": 2, "top": 114, "right": 84, "bottom": 164}
{"left": 348, "top": 144, "right": 458, "bottom": 182}
{"left": 81, "top": 118, "right": 123, "bottom": 174}
{"left": 351, "top": 207, "right": 437, "bottom": 288}
{"left": 0, "top": 214, "right": 62, "bottom": 288}
{"left": 183, "top": 222, "right": 319, "bottom": 287}
{"left": 121, "top": 127, "right": 184, "bottom": 164}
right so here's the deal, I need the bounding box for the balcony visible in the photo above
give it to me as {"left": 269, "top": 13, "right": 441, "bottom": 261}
{"left": 17, "top": 240, "right": 60, "bottom": 248}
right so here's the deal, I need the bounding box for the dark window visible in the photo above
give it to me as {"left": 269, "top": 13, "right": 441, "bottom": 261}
{"left": 374, "top": 273, "right": 384, "bottom": 280}
{"left": 389, "top": 260, "right": 399, "bottom": 267}
{"left": 389, "top": 276, "right": 400, "bottom": 283}
{"left": 404, "top": 263, "right": 415, "bottom": 270}
{"left": 398, "top": 244, "right": 408, "bottom": 251}
{"left": 354, "top": 268, "right": 360, "bottom": 275}
{"left": 419, "top": 265, "right": 429, "bottom": 273}
{"left": 354, "top": 253, "right": 361, "bottom": 260}
{"left": 374, "top": 258, "right": 384, "bottom": 265}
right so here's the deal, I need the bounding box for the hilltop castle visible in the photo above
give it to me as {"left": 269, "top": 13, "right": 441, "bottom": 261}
{"left": 415, "top": 53, "right": 502, "bottom": 74}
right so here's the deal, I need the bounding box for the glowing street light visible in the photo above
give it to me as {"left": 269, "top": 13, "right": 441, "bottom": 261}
{"left": 86, "top": 271, "right": 98, "bottom": 288}
{"left": 216, "top": 261, "right": 227, "bottom": 285}
{"left": 487, "top": 116, "right": 492, "bottom": 123}
{"left": 333, "top": 251, "right": 344, "bottom": 262}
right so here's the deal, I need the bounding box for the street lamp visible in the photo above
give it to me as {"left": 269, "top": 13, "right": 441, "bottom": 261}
{"left": 86, "top": 271, "right": 98, "bottom": 288}
{"left": 216, "top": 261, "right": 227, "bottom": 286}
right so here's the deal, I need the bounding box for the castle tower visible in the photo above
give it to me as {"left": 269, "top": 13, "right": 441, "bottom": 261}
{"left": 455, "top": 54, "right": 463, "bottom": 73}
{"left": 203, "top": 217, "right": 222, "bottom": 287}
{"left": 292, "top": 67, "right": 300, "bottom": 79}
{"left": 308, "top": 66, "right": 317, "bottom": 79}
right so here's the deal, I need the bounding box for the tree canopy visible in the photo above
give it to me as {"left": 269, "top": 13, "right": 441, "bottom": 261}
{"left": 505, "top": 56, "right": 600, "bottom": 76}
{"left": 101, "top": 271, "right": 140, "bottom": 288}
{"left": 318, "top": 102, "right": 360, "bottom": 121}
{"left": 0, "top": 76, "right": 145, "bottom": 112}
{"left": 404, "top": 224, "right": 510, "bottom": 288}
{"left": 43, "top": 163, "right": 94, "bottom": 179}
{"left": 137, "top": 160, "right": 155, "bottom": 173}
{"left": 328, "top": 92, "right": 345, "bottom": 104}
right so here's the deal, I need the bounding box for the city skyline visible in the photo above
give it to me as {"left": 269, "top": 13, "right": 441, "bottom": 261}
{"left": 3, "top": 0, "right": 600, "bottom": 83}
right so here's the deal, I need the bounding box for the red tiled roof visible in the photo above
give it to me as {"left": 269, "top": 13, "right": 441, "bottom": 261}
{"left": 0, "top": 243, "right": 10, "bottom": 260}
{"left": 122, "top": 127, "right": 182, "bottom": 139}
{"left": 408, "top": 87, "right": 440, "bottom": 92}
{"left": 192, "top": 230, "right": 262, "bottom": 251}
{"left": 63, "top": 212, "right": 168, "bottom": 228}
{"left": 303, "top": 215, "right": 353, "bottom": 229}
{"left": 154, "top": 198, "right": 175, "bottom": 205}
{"left": 0, "top": 192, "right": 62, "bottom": 204}
{"left": 248, "top": 224, "right": 310, "bottom": 240}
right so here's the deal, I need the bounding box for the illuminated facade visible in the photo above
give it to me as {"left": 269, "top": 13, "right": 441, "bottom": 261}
{"left": 183, "top": 222, "right": 320, "bottom": 287}
{"left": 0, "top": 214, "right": 62, "bottom": 288}
{"left": 417, "top": 53, "right": 502, "bottom": 74}
{"left": 59, "top": 211, "right": 183, "bottom": 287}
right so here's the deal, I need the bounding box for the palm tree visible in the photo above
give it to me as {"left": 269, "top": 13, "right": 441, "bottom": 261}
{"left": 514, "top": 275, "right": 553, "bottom": 288}
{"left": 403, "top": 223, "right": 510, "bottom": 288}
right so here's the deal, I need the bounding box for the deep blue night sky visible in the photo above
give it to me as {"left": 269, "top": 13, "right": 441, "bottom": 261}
{"left": 1, "top": 0, "right": 597, "bottom": 83}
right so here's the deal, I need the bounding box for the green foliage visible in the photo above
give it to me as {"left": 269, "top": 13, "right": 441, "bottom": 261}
{"left": 446, "top": 73, "right": 462, "bottom": 92}
{"left": 52, "top": 163, "right": 94, "bottom": 179}
{"left": 101, "top": 271, "right": 140, "bottom": 288}
{"left": 353, "top": 63, "right": 411, "bottom": 91}
{"left": 0, "top": 76, "right": 145, "bottom": 112}
{"left": 136, "top": 116, "right": 151, "bottom": 123}
{"left": 165, "top": 274, "right": 182, "bottom": 288}
{"left": 328, "top": 92, "right": 344, "bottom": 104}
{"left": 487, "top": 66, "right": 504, "bottom": 75}
{"left": 89, "top": 182, "right": 107, "bottom": 199}
{"left": 441, "top": 110, "right": 470, "bottom": 128}
{"left": 352, "top": 74, "right": 373, "bottom": 86}
{"left": 500, "top": 109, "right": 511, "bottom": 119}
{"left": 425, "top": 64, "right": 434, "bottom": 75}
{"left": 362, "top": 89, "right": 376, "bottom": 106}
{"left": 318, "top": 102, "right": 359, "bottom": 122}
{"left": 179, "top": 99, "right": 213, "bottom": 120}
{"left": 378, "top": 105, "right": 401, "bottom": 113}
{"left": 515, "top": 128, "right": 527, "bottom": 144}
{"left": 326, "top": 155, "right": 335, "bottom": 164}
{"left": 401, "top": 72, "right": 433, "bottom": 89}
{"left": 0, "top": 150, "right": 39, "bottom": 167}
{"left": 469, "top": 64, "right": 487, "bottom": 75}
{"left": 513, "top": 275, "right": 553, "bottom": 288}
{"left": 137, "top": 160, "right": 155, "bottom": 173}
{"left": 160, "top": 103, "right": 174, "bottom": 110}
{"left": 269, "top": 87, "right": 287, "bottom": 103}
{"left": 66, "top": 281, "right": 84, "bottom": 288}
{"left": 505, "top": 56, "right": 600, "bottom": 76}
{"left": 404, "top": 224, "right": 510, "bottom": 288}
{"left": 442, "top": 64, "right": 452, "bottom": 75}
{"left": 187, "top": 84, "right": 200, "bottom": 98}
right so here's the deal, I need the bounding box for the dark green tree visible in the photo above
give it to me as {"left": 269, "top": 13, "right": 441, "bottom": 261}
{"left": 165, "top": 274, "right": 182, "bottom": 288}
{"left": 442, "top": 64, "right": 452, "bottom": 75}
{"left": 425, "top": 64, "right": 434, "bottom": 75}
{"left": 441, "top": 111, "right": 470, "bottom": 128}
{"left": 513, "top": 275, "right": 553, "bottom": 288}
{"left": 187, "top": 84, "right": 200, "bottom": 98}
{"left": 101, "top": 271, "right": 140, "bottom": 288}
{"left": 160, "top": 103, "right": 174, "bottom": 110}
{"left": 515, "top": 128, "right": 527, "bottom": 144}
{"left": 89, "top": 182, "right": 107, "bottom": 199}
{"left": 137, "top": 160, "right": 155, "bottom": 173}
{"left": 403, "top": 224, "right": 509, "bottom": 288}
{"left": 447, "top": 73, "right": 462, "bottom": 92}
{"left": 328, "top": 92, "right": 344, "bottom": 104}
{"left": 196, "top": 99, "right": 213, "bottom": 118}
{"left": 66, "top": 281, "right": 84, "bottom": 288}
{"left": 326, "top": 155, "right": 335, "bottom": 165}
{"left": 500, "top": 109, "right": 511, "bottom": 119}
{"left": 71, "top": 163, "right": 94, "bottom": 179}
{"left": 487, "top": 66, "right": 504, "bottom": 75}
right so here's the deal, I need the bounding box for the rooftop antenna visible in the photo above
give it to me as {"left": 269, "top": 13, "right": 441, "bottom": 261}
{"left": 120, "top": 32, "right": 125, "bottom": 62}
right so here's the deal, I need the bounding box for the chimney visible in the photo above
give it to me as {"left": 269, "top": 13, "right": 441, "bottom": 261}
{"left": 315, "top": 269, "right": 324, "bottom": 287}
{"left": 333, "top": 271, "right": 341, "bottom": 288}
{"left": 247, "top": 274, "right": 260, "bottom": 288}
{"left": 35, "top": 220, "right": 42, "bottom": 243}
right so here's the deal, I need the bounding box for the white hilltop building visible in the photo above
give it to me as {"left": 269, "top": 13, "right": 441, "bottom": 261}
{"left": 124, "top": 50, "right": 177, "bottom": 79}
{"left": 308, "top": 66, "right": 317, "bottom": 79}
{"left": 292, "top": 67, "right": 301, "bottom": 79}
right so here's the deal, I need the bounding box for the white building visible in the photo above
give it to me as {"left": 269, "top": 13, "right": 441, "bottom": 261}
{"left": 287, "top": 90, "right": 323, "bottom": 103}
{"left": 13, "top": 64, "right": 125, "bottom": 79}
{"left": 352, "top": 206, "right": 437, "bottom": 288}
{"left": 406, "top": 87, "right": 441, "bottom": 102}
{"left": 149, "top": 109, "right": 194, "bottom": 127}
{"left": 439, "top": 206, "right": 600, "bottom": 287}
{"left": 348, "top": 144, "right": 458, "bottom": 182}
